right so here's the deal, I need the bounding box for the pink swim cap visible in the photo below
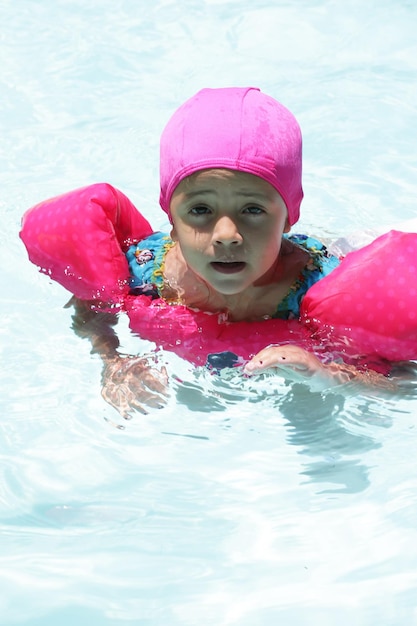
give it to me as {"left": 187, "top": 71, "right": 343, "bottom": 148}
{"left": 159, "top": 87, "right": 303, "bottom": 225}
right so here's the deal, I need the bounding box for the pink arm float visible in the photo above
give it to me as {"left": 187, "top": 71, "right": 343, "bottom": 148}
{"left": 20, "top": 183, "right": 153, "bottom": 302}
{"left": 20, "top": 183, "right": 417, "bottom": 365}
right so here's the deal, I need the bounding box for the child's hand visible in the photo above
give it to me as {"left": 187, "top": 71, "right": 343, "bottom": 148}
{"left": 243, "top": 344, "right": 399, "bottom": 394}
{"left": 244, "top": 344, "right": 335, "bottom": 388}
{"left": 101, "top": 355, "right": 169, "bottom": 419}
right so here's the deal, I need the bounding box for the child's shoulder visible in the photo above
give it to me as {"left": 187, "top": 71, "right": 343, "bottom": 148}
{"left": 126, "top": 232, "right": 174, "bottom": 296}
{"left": 273, "top": 234, "right": 340, "bottom": 320}
{"left": 286, "top": 233, "right": 340, "bottom": 274}
{"left": 286, "top": 233, "right": 330, "bottom": 254}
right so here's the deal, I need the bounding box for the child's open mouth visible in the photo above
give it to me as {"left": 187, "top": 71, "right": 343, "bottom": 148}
{"left": 211, "top": 261, "right": 246, "bottom": 274}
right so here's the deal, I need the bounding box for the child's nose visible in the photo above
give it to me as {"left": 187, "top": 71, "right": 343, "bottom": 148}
{"left": 213, "top": 216, "right": 242, "bottom": 246}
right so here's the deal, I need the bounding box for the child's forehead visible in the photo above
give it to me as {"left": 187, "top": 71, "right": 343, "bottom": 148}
{"left": 179, "top": 168, "right": 275, "bottom": 190}
{"left": 172, "top": 169, "right": 284, "bottom": 206}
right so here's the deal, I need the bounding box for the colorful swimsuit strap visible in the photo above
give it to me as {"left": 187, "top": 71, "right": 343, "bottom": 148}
{"left": 273, "top": 234, "right": 340, "bottom": 319}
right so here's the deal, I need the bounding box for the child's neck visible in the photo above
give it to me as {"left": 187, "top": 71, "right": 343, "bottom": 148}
{"left": 163, "top": 241, "right": 309, "bottom": 322}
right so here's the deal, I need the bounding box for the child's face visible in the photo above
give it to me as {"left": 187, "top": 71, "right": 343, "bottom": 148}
{"left": 169, "top": 169, "right": 290, "bottom": 296}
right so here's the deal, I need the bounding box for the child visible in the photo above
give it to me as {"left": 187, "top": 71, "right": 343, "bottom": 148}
{"left": 22, "top": 87, "right": 415, "bottom": 418}
{"left": 67, "top": 87, "right": 407, "bottom": 417}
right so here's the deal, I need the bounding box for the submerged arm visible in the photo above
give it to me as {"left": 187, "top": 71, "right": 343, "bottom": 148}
{"left": 243, "top": 344, "right": 403, "bottom": 395}
{"left": 67, "top": 297, "right": 168, "bottom": 418}
{"left": 66, "top": 296, "right": 121, "bottom": 359}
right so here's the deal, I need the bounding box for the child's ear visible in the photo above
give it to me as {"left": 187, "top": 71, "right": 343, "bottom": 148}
{"left": 283, "top": 219, "right": 291, "bottom": 233}
{"left": 170, "top": 226, "right": 178, "bottom": 241}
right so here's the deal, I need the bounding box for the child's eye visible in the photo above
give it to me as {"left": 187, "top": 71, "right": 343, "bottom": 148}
{"left": 243, "top": 205, "right": 265, "bottom": 215}
{"left": 189, "top": 205, "right": 211, "bottom": 215}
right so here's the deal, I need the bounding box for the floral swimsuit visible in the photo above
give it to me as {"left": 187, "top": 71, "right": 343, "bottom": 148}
{"left": 126, "top": 233, "right": 340, "bottom": 318}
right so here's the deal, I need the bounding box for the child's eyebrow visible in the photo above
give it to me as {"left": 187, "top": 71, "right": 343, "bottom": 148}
{"left": 183, "top": 189, "right": 269, "bottom": 200}
{"left": 235, "top": 190, "right": 269, "bottom": 199}
{"left": 183, "top": 189, "right": 216, "bottom": 198}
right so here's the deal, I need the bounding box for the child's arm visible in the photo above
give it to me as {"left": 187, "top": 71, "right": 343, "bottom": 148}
{"left": 243, "top": 344, "right": 402, "bottom": 394}
{"left": 68, "top": 297, "right": 168, "bottom": 418}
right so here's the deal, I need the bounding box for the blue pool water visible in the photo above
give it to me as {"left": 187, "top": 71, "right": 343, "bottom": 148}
{"left": 2, "top": 1, "right": 417, "bottom": 624}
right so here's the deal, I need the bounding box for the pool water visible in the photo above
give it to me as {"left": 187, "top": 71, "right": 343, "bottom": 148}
{"left": 2, "top": 1, "right": 417, "bottom": 624}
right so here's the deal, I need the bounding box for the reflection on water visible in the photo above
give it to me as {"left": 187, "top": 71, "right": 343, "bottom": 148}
{"left": 279, "top": 387, "right": 384, "bottom": 494}
{"left": 170, "top": 365, "right": 396, "bottom": 494}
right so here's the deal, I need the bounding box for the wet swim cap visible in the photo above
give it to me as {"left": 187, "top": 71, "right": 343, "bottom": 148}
{"left": 159, "top": 87, "right": 303, "bottom": 225}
